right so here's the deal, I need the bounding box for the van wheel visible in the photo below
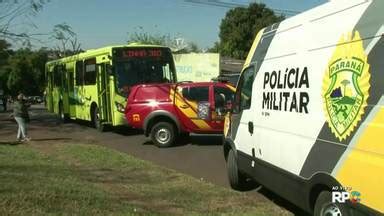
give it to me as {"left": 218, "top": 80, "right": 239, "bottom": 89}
{"left": 150, "top": 122, "right": 176, "bottom": 148}
{"left": 92, "top": 106, "right": 105, "bottom": 132}
{"left": 314, "top": 191, "right": 349, "bottom": 216}
{"left": 227, "top": 149, "right": 255, "bottom": 191}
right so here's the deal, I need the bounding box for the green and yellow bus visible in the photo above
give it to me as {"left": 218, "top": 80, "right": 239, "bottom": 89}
{"left": 45, "top": 44, "right": 177, "bottom": 131}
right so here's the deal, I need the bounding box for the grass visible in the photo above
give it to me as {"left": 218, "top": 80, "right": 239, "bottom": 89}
{"left": 0, "top": 142, "right": 291, "bottom": 216}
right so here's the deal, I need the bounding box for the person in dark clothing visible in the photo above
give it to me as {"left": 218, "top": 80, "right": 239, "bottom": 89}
{"left": 0, "top": 90, "right": 6, "bottom": 111}
{"left": 12, "top": 93, "right": 31, "bottom": 142}
{"left": 2, "top": 96, "right": 7, "bottom": 111}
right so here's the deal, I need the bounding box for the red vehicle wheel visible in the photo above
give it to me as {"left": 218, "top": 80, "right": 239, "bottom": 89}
{"left": 150, "top": 122, "right": 176, "bottom": 148}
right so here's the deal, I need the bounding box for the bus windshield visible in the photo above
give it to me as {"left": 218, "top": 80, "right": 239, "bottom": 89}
{"left": 113, "top": 48, "right": 176, "bottom": 96}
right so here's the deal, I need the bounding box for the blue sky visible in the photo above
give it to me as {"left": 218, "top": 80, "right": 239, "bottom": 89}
{"left": 27, "top": 0, "right": 327, "bottom": 50}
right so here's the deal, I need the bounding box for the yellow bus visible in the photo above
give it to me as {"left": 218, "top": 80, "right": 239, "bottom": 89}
{"left": 45, "top": 44, "right": 177, "bottom": 131}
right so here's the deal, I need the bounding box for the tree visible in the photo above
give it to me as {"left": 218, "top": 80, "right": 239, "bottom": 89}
{"left": 6, "top": 51, "right": 31, "bottom": 95}
{"left": 0, "top": 40, "right": 12, "bottom": 66}
{"left": 127, "top": 31, "right": 172, "bottom": 47}
{"left": 51, "top": 23, "right": 82, "bottom": 57}
{"left": 0, "top": 39, "right": 13, "bottom": 94}
{"left": 208, "top": 42, "right": 220, "bottom": 53}
{"left": 127, "top": 28, "right": 200, "bottom": 53}
{"left": 0, "top": 0, "right": 49, "bottom": 43}
{"left": 3, "top": 48, "right": 47, "bottom": 96}
{"left": 188, "top": 42, "right": 200, "bottom": 53}
{"left": 218, "top": 3, "right": 284, "bottom": 59}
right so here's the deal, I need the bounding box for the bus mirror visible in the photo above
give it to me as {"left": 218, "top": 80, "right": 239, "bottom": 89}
{"left": 106, "top": 65, "right": 114, "bottom": 75}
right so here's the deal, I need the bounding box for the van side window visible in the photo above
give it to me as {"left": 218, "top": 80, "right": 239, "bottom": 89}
{"left": 235, "top": 67, "right": 254, "bottom": 112}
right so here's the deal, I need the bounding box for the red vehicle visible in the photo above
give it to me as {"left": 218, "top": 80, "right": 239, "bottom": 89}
{"left": 125, "top": 81, "right": 235, "bottom": 147}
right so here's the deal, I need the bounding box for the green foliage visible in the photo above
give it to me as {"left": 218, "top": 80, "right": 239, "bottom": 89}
{"left": 127, "top": 30, "right": 201, "bottom": 53}
{"left": 187, "top": 42, "right": 200, "bottom": 53}
{"left": 0, "top": 40, "right": 12, "bottom": 94}
{"left": 0, "top": 0, "right": 50, "bottom": 41}
{"left": 0, "top": 48, "right": 47, "bottom": 96}
{"left": 52, "top": 23, "right": 76, "bottom": 40}
{"left": 208, "top": 41, "right": 220, "bottom": 53}
{"left": 0, "top": 40, "right": 12, "bottom": 66}
{"left": 127, "top": 31, "right": 171, "bottom": 46}
{"left": 51, "top": 23, "right": 82, "bottom": 57}
{"left": 218, "top": 3, "right": 284, "bottom": 59}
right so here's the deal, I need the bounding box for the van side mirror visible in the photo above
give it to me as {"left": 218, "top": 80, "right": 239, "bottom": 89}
{"left": 197, "top": 101, "right": 210, "bottom": 120}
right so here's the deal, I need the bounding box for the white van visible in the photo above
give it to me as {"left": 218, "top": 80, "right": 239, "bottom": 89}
{"left": 223, "top": 0, "right": 383, "bottom": 215}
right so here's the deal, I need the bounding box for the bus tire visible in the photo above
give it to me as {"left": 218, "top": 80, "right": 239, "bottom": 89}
{"left": 314, "top": 191, "right": 349, "bottom": 216}
{"left": 150, "top": 122, "right": 176, "bottom": 148}
{"left": 92, "top": 106, "right": 105, "bottom": 132}
{"left": 227, "top": 149, "right": 255, "bottom": 191}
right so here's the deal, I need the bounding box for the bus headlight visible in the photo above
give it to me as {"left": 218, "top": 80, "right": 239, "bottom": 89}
{"left": 115, "top": 102, "right": 125, "bottom": 113}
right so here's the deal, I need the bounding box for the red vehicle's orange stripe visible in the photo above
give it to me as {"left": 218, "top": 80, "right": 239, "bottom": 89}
{"left": 170, "top": 87, "right": 212, "bottom": 130}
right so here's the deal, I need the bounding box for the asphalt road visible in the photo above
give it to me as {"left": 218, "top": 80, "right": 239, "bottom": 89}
{"left": 0, "top": 104, "right": 305, "bottom": 215}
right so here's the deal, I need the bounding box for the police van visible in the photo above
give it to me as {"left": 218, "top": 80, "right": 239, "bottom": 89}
{"left": 223, "top": 0, "right": 383, "bottom": 215}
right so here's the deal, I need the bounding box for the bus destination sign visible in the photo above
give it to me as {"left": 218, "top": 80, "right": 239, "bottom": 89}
{"left": 118, "top": 49, "right": 163, "bottom": 58}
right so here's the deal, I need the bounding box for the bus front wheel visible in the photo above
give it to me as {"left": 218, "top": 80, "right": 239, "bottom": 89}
{"left": 92, "top": 106, "right": 105, "bottom": 132}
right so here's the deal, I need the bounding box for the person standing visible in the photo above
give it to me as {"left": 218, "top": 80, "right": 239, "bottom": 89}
{"left": 12, "top": 93, "right": 31, "bottom": 142}
{"left": 2, "top": 95, "right": 7, "bottom": 111}
{"left": 0, "top": 89, "right": 5, "bottom": 111}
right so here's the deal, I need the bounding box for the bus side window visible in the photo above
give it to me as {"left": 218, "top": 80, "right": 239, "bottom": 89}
{"left": 62, "top": 65, "right": 67, "bottom": 91}
{"left": 84, "top": 58, "right": 96, "bottom": 85}
{"left": 75, "top": 61, "right": 84, "bottom": 86}
{"left": 162, "top": 63, "right": 171, "bottom": 83}
{"left": 53, "top": 65, "right": 63, "bottom": 87}
{"left": 68, "top": 70, "right": 74, "bottom": 92}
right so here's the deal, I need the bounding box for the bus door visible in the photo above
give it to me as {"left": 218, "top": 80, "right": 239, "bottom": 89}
{"left": 46, "top": 70, "right": 54, "bottom": 112}
{"left": 75, "top": 60, "right": 85, "bottom": 119}
{"left": 97, "top": 63, "right": 112, "bottom": 123}
{"left": 61, "top": 65, "right": 69, "bottom": 114}
{"left": 67, "top": 70, "right": 76, "bottom": 118}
